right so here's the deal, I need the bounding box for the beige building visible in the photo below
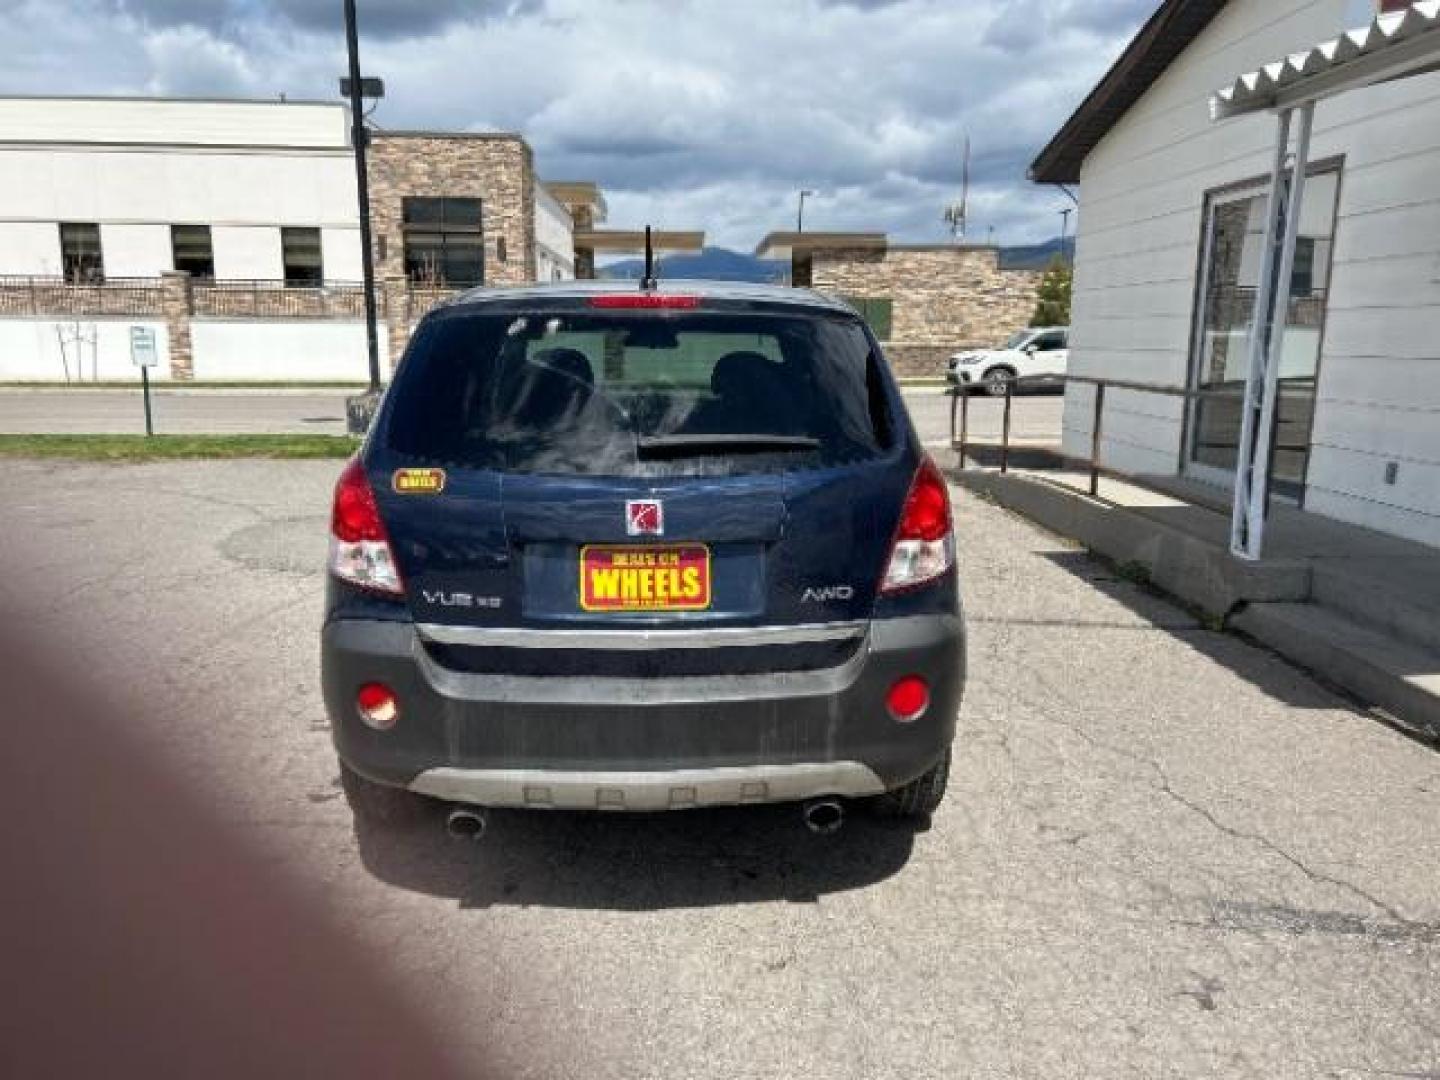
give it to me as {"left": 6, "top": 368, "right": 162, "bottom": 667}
{"left": 755, "top": 232, "right": 1042, "bottom": 377}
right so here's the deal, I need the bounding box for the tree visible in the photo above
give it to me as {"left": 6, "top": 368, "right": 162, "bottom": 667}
{"left": 1030, "top": 256, "right": 1072, "bottom": 326}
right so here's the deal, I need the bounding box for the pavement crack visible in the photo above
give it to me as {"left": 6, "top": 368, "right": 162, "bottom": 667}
{"left": 991, "top": 664, "right": 1421, "bottom": 929}
{"left": 1152, "top": 774, "right": 1416, "bottom": 927}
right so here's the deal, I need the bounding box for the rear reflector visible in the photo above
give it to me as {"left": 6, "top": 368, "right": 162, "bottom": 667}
{"left": 879, "top": 456, "right": 955, "bottom": 594}
{"left": 329, "top": 458, "right": 403, "bottom": 596}
{"left": 886, "top": 676, "right": 930, "bottom": 723}
{"left": 588, "top": 294, "right": 700, "bottom": 309}
{"left": 356, "top": 682, "right": 399, "bottom": 730}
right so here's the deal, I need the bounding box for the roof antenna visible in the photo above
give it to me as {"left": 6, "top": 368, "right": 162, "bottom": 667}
{"left": 641, "top": 225, "right": 658, "bottom": 290}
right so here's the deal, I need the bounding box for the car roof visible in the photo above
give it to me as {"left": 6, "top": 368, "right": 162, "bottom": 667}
{"left": 438, "top": 279, "right": 857, "bottom": 316}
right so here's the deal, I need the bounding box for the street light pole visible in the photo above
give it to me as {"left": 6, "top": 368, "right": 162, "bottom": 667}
{"left": 344, "top": 0, "right": 382, "bottom": 393}
{"left": 797, "top": 189, "right": 816, "bottom": 233}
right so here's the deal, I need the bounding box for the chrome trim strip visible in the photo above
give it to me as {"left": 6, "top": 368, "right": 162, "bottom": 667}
{"left": 409, "top": 762, "right": 887, "bottom": 810}
{"left": 414, "top": 620, "right": 868, "bottom": 651}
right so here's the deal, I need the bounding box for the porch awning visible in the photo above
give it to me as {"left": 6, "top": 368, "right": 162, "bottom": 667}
{"left": 1210, "top": 1, "right": 1440, "bottom": 120}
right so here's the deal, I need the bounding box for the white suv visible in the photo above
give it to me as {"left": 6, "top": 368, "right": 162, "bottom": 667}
{"left": 946, "top": 327, "right": 1069, "bottom": 396}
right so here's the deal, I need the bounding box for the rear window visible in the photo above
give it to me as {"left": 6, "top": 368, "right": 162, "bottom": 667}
{"left": 382, "top": 308, "right": 893, "bottom": 476}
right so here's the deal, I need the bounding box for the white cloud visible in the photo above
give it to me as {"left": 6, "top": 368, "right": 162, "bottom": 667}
{"left": 0, "top": 0, "right": 1153, "bottom": 248}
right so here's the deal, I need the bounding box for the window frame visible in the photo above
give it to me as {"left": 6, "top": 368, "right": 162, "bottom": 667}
{"left": 59, "top": 222, "right": 104, "bottom": 284}
{"left": 1180, "top": 157, "right": 1344, "bottom": 502}
{"left": 281, "top": 226, "right": 324, "bottom": 287}
{"left": 170, "top": 224, "right": 215, "bottom": 281}
{"left": 401, "top": 197, "right": 485, "bottom": 287}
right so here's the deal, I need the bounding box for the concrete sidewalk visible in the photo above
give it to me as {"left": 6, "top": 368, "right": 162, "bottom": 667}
{"left": 955, "top": 465, "right": 1440, "bottom": 741}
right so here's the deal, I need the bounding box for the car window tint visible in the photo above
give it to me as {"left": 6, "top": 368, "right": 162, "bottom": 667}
{"left": 382, "top": 309, "right": 890, "bottom": 477}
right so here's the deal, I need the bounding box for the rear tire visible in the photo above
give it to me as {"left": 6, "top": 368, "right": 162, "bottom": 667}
{"left": 339, "top": 761, "right": 429, "bottom": 826}
{"left": 873, "top": 750, "right": 950, "bottom": 820}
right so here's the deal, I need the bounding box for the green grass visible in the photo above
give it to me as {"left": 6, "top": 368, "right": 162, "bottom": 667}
{"left": 0, "top": 434, "right": 360, "bottom": 460}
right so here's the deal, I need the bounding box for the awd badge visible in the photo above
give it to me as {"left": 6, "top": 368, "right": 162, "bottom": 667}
{"left": 392, "top": 467, "right": 446, "bottom": 495}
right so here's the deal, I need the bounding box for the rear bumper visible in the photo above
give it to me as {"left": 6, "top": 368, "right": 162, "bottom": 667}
{"left": 410, "top": 762, "right": 885, "bottom": 811}
{"left": 322, "top": 613, "right": 964, "bottom": 808}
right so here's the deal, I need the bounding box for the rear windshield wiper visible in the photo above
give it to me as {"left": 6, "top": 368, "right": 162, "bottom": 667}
{"left": 635, "top": 434, "right": 821, "bottom": 458}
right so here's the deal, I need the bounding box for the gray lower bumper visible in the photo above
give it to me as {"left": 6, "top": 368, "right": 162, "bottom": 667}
{"left": 409, "top": 761, "right": 886, "bottom": 811}
{"left": 323, "top": 612, "right": 964, "bottom": 803}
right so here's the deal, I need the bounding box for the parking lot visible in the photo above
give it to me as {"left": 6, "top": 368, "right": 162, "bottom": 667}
{"left": 2, "top": 452, "right": 1435, "bottom": 1079}
{"left": 0, "top": 385, "right": 1068, "bottom": 447}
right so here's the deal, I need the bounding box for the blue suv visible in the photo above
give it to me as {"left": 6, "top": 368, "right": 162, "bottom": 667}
{"left": 322, "top": 281, "right": 964, "bottom": 832}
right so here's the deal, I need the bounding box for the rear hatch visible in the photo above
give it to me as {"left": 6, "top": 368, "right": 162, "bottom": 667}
{"left": 368, "top": 293, "right": 913, "bottom": 675}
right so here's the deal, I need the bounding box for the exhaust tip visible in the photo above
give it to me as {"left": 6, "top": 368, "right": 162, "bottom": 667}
{"left": 802, "top": 798, "right": 844, "bottom": 836}
{"left": 445, "top": 806, "right": 488, "bottom": 842}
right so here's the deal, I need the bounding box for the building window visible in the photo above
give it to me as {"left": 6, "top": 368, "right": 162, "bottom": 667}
{"left": 281, "top": 227, "right": 324, "bottom": 286}
{"left": 59, "top": 223, "right": 104, "bottom": 284}
{"left": 171, "top": 225, "right": 215, "bottom": 280}
{"left": 843, "top": 297, "right": 893, "bottom": 341}
{"left": 1186, "top": 165, "right": 1340, "bottom": 499}
{"left": 402, "top": 197, "right": 484, "bottom": 286}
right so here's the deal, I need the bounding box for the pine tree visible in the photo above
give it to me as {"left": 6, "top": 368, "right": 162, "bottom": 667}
{"left": 1030, "top": 255, "right": 1073, "bottom": 326}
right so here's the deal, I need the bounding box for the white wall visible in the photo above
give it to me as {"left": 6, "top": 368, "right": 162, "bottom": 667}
{"left": 0, "top": 318, "right": 170, "bottom": 381}
{"left": 320, "top": 227, "right": 363, "bottom": 282}
{"left": 0, "top": 221, "right": 60, "bottom": 275}
{"left": 1063, "top": 0, "right": 1440, "bottom": 546}
{"left": 213, "top": 225, "right": 282, "bottom": 280}
{"left": 0, "top": 145, "right": 358, "bottom": 264}
{"left": 100, "top": 223, "right": 172, "bottom": 277}
{"left": 190, "top": 321, "right": 385, "bottom": 381}
{"left": 533, "top": 181, "right": 575, "bottom": 281}
{"left": 0, "top": 99, "right": 348, "bottom": 149}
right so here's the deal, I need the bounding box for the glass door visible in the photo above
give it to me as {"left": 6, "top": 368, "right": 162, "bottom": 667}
{"left": 1185, "top": 169, "right": 1338, "bottom": 500}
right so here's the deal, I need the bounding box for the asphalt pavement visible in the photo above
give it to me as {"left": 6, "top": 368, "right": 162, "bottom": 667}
{"left": 0, "top": 385, "right": 1066, "bottom": 446}
{"left": 1, "top": 457, "right": 1434, "bottom": 1079}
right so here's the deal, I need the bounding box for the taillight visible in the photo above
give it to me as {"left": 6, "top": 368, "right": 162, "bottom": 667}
{"left": 356, "top": 682, "right": 399, "bottom": 730}
{"left": 886, "top": 676, "right": 930, "bottom": 723}
{"left": 879, "top": 457, "right": 955, "bottom": 594}
{"left": 328, "top": 458, "right": 403, "bottom": 596}
{"left": 587, "top": 294, "right": 700, "bottom": 309}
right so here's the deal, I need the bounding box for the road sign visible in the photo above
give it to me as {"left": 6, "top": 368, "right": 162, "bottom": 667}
{"left": 130, "top": 326, "right": 158, "bottom": 436}
{"left": 130, "top": 326, "right": 159, "bottom": 368}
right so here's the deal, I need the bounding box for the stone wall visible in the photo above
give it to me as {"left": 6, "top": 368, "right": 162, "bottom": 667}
{"left": 366, "top": 134, "right": 537, "bottom": 289}
{"left": 811, "top": 245, "right": 1041, "bottom": 376}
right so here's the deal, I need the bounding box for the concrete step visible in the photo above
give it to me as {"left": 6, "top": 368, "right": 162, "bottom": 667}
{"left": 1309, "top": 562, "right": 1440, "bottom": 657}
{"left": 1233, "top": 602, "right": 1440, "bottom": 740}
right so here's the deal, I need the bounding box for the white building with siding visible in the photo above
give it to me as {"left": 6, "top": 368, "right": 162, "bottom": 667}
{"left": 1031, "top": 0, "right": 1440, "bottom": 548}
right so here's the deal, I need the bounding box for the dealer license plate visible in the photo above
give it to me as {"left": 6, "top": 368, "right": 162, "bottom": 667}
{"left": 579, "top": 544, "right": 712, "bottom": 612}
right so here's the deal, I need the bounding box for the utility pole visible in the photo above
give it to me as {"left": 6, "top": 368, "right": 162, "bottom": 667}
{"left": 796, "top": 189, "right": 816, "bottom": 232}
{"left": 344, "top": 0, "right": 382, "bottom": 393}
{"left": 1058, "top": 207, "right": 1073, "bottom": 263}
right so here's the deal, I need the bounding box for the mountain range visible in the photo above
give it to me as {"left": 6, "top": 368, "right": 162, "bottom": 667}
{"left": 599, "top": 239, "right": 1071, "bottom": 282}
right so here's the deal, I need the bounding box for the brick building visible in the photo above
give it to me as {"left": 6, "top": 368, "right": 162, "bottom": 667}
{"left": 0, "top": 96, "right": 580, "bottom": 380}
{"left": 755, "top": 232, "right": 1042, "bottom": 378}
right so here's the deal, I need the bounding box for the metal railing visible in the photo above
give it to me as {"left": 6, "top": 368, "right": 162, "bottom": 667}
{"left": 0, "top": 275, "right": 166, "bottom": 317}
{"left": 949, "top": 376, "right": 1251, "bottom": 497}
{"left": 192, "top": 279, "right": 367, "bottom": 319}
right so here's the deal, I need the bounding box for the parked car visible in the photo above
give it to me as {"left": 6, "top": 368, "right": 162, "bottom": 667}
{"left": 947, "top": 326, "right": 1069, "bottom": 396}
{"left": 322, "top": 281, "right": 965, "bottom": 835}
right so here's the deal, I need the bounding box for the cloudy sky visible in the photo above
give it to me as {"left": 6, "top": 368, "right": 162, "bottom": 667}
{"left": 1, "top": 0, "right": 1157, "bottom": 249}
